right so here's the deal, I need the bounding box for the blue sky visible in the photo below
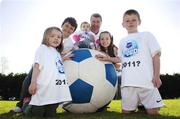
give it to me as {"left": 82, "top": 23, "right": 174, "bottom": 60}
{"left": 0, "top": 0, "right": 180, "bottom": 74}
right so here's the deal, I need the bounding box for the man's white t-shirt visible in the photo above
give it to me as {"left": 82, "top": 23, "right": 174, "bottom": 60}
{"left": 118, "top": 32, "right": 161, "bottom": 89}
{"left": 93, "top": 30, "right": 102, "bottom": 47}
{"left": 29, "top": 44, "right": 72, "bottom": 106}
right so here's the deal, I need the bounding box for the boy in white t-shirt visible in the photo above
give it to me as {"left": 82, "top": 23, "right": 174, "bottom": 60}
{"left": 118, "top": 9, "right": 164, "bottom": 115}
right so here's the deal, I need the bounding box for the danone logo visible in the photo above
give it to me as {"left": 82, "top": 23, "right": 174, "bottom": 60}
{"left": 55, "top": 57, "right": 65, "bottom": 74}
{"left": 123, "top": 40, "right": 138, "bottom": 57}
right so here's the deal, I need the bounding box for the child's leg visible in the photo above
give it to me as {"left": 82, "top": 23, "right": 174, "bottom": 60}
{"left": 139, "top": 88, "right": 164, "bottom": 115}
{"left": 31, "top": 105, "right": 45, "bottom": 117}
{"left": 121, "top": 87, "right": 139, "bottom": 113}
{"left": 10, "top": 68, "right": 33, "bottom": 113}
{"left": 18, "top": 68, "right": 32, "bottom": 107}
{"left": 20, "top": 68, "right": 33, "bottom": 99}
{"left": 44, "top": 103, "right": 59, "bottom": 117}
{"left": 146, "top": 108, "right": 160, "bottom": 115}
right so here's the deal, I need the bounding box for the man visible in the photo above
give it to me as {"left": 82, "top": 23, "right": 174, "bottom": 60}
{"left": 90, "top": 13, "right": 102, "bottom": 47}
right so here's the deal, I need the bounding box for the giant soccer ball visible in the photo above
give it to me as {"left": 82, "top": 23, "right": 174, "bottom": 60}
{"left": 63, "top": 49, "right": 118, "bottom": 113}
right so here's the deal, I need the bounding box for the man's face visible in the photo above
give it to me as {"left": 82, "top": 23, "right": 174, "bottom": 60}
{"left": 90, "top": 16, "right": 102, "bottom": 32}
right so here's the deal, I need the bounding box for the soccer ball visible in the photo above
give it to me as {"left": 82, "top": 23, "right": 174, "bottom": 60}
{"left": 63, "top": 49, "right": 118, "bottom": 113}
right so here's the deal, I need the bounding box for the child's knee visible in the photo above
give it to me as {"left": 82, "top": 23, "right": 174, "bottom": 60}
{"left": 146, "top": 108, "right": 160, "bottom": 115}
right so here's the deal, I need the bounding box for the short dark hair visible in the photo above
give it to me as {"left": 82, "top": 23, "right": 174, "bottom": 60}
{"left": 90, "top": 13, "right": 102, "bottom": 22}
{"left": 61, "top": 17, "right": 78, "bottom": 31}
{"left": 80, "top": 21, "right": 90, "bottom": 28}
{"left": 123, "top": 9, "right": 141, "bottom": 21}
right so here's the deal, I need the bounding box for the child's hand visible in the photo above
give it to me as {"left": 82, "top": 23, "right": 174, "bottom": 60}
{"left": 152, "top": 77, "right": 162, "bottom": 88}
{"left": 95, "top": 54, "right": 109, "bottom": 61}
{"left": 115, "top": 63, "right": 121, "bottom": 71}
{"left": 62, "top": 53, "right": 74, "bottom": 61}
{"left": 29, "top": 82, "right": 37, "bottom": 95}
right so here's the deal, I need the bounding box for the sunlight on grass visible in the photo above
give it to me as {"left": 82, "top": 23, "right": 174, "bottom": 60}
{"left": 0, "top": 99, "right": 180, "bottom": 119}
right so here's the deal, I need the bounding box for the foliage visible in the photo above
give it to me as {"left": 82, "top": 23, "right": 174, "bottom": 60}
{"left": 0, "top": 73, "right": 180, "bottom": 100}
{"left": 0, "top": 73, "right": 27, "bottom": 100}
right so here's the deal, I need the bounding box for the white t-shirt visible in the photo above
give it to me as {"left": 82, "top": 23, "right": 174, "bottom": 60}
{"left": 63, "top": 37, "right": 74, "bottom": 54}
{"left": 93, "top": 30, "right": 102, "bottom": 46}
{"left": 118, "top": 32, "right": 161, "bottom": 89}
{"left": 30, "top": 44, "right": 72, "bottom": 106}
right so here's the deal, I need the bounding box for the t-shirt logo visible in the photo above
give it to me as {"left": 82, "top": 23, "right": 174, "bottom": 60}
{"left": 123, "top": 40, "right": 138, "bottom": 57}
{"left": 55, "top": 57, "right": 65, "bottom": 74}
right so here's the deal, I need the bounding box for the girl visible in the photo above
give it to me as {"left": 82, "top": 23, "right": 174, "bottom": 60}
{"left": 10, "top": 17, "right": 78, "bottom": 114}
{"left": 28, "top": 27, "right": 72, "bottom": 117}
{"left": 95, "top": 31, "right": 120, "bottom": 65}
{"left": 95, "top": 31, "right": 121, "bottom": 108}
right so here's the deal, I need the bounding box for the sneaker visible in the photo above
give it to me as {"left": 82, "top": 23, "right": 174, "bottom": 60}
{"left": 10, "top": 106, "right": 22, "bottom": 113}
{"left": 22, "top": 97, "right": 31, "bottom": 112}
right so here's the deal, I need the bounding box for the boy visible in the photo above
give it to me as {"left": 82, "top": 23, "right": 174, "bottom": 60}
{"left": 118, "top": 9, "right": 164, "bottom": 115}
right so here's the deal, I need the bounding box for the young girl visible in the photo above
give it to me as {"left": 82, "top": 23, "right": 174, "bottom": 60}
{"left": 95, "top": 31, "right": 121, "bottom": 108}
{"left": 28, "top": 27, "right": 72, "bottom": 117}
{"left": 95, "top": 31, "right": 120, "bottom": 64}
{"left": 10, "top": 17, "right": 78, "bottom": 114}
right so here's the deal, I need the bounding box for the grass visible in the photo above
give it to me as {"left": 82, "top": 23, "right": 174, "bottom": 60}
{"left": 0, "top": 99, "right": 180, "bottom": 119}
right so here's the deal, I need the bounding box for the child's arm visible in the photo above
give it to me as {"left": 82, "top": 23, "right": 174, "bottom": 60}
{"left": 95, "top": 54, "right": 120, "bottom": 63}
{"left": 62, "top": 53, "right": 74, "bottom": 61}
{"left": 152, "top": 53, "right": 162, "bottom": 88}
{"left": 28, "top": 63, "right": 40, "bottom": 95}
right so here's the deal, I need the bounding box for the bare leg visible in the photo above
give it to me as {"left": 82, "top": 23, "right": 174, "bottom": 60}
{"left": 146, "top": 108, "right": 160, "bottom": 115}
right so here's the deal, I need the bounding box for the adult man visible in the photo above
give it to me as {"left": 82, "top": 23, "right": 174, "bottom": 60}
{"left": 90, "top": 13, "right": 102, "bottom": 47}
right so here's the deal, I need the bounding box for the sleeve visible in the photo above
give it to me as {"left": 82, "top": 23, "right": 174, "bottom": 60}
{"left": 33, "top": 45, "right": 45, "bottom": 70}
{"left": 146, "top": 32, "right": 161, "bottom": 57}
{"left": 72, "top": 31, "right": 81, "bottom": 42}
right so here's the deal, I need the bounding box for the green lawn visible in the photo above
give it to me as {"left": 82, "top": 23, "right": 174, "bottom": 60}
{"left": 0, "top": 99, "right": 180, "bottom": 119}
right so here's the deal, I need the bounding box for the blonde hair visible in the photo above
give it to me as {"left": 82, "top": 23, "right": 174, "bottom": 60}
{"left": 42, "top": 27, "right": 63, "bottom": 53}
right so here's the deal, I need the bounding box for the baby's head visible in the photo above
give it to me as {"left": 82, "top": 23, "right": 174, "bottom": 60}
{"left": 80, "top": 21, "right": 91, "bottom": 32}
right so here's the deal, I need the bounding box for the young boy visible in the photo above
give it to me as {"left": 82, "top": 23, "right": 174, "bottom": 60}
{"left": 118, "top": 9, "right": 164, "bottom": 115}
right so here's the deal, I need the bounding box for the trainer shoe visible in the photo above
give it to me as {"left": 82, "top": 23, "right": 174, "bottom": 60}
{"left": 10, "top": 106, "right": 22, "bottom": 113}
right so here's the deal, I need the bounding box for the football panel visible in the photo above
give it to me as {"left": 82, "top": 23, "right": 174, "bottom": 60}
{"left": 64, "top": 60, "right": 79, "bottom": 85}
{"left": 69, "top": 79, "right": 93, "bottom": 103}
{"left": 63, "top": 103, "right": 97, "bottom": 113}
{"left": 79, "top": 58, "right": 106, "bottom": 85}
{"left": 71, "top": 49, "right": 92, "bottom": 62}
{"left": 105, "top": 64, "right": 118, "bottom": 87}
{"left": 90, "top": 81, "right": 117, "bottom": 108}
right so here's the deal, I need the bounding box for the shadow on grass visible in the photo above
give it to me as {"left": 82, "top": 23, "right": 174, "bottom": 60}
{"left": 0, "top": 111, "right": 179, "bottom": 119}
